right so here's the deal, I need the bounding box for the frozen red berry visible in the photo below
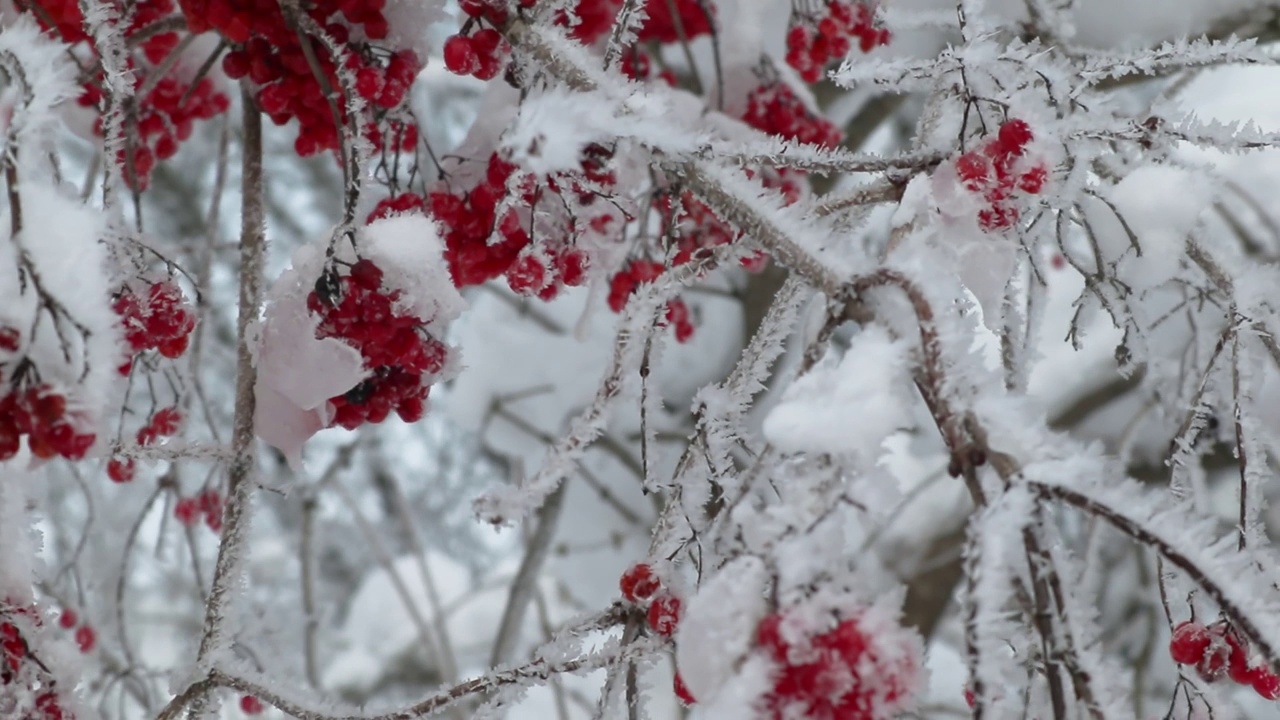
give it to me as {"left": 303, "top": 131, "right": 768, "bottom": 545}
{"left": 1169, "top": 621, "right": 1210, "bottom": 665}
{"left": 240, "top": 695, "right": 264, "bottom": 714}
{"left": 620, "top": 563, "right": 661, "bottom": 603}
{"left": 75, "top": 624, "right": 95, "bottom": 653}
{"left": 647, "top": 593, "right": 682, "bottom": 637}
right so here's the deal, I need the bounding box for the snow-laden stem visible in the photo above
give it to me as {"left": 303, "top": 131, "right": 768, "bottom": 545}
{"left": 187, "top": 84, "right": 266, "bottom": 706}
{"left": 167, "top": 606, "right": 638, "bottom": 720}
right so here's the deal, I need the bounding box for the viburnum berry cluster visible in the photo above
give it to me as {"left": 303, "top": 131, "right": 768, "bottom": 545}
{"left": 0, "top": 384, "right": 95, "bottom": 462}
{"left": 743, "top": 81, "right": 843, "bottom": 149}
{"left": 786, "top": 1, "right": 890, "bottom": 83}
{"left": 755, "top": 609, "right": 919, "bottom": 720}
{"left": 426, "top": 151, "right": 600, "bottom": 297}
{"left": 953, "top": 118, "right": 1048, "bottom": 232}
{"left": 607, "top": 261, "right": 695, "bottom": 342}
{"left": 183, "top": 0, "right": 422, "bottom": 156}
{"left": 2, "top": 600, "right": 73, "bottom": 719}
{"left": 174, "top": 488, "right": 225, "bottom": 532}
{"left": 445, "top": 0, "right": 715, "bottom": 82}
{"left": 1169, "top": 619, "right": 1280, "bottom": 700}
{"left": 307, "top": 258, "right": 452, "bottom": 429}
{"left": 113, "top": 279, "right": 198, "bottom": 375}
{"left": 107, "top": 406, "right": 182, "bottom": 483}
{"left": 25, "top": 0, "right": 230, "bottom": 189}
{"left": 618, "top": 563, "right": 684, "bottom": 637}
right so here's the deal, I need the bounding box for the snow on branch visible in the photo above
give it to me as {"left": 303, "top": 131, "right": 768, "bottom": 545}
{"left": 1078, "top": 35, "right": 1274, "bottom": 85}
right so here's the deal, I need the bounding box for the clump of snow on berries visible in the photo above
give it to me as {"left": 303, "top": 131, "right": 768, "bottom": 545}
{"left": 932, "top": 119, "right": 1048, "bottom": 233}
{"left": 254, "top": 216, "right": 463, "bottom": 466}
{"left": 675, "top": 556, "right": 769, "bottom": 705}
{"left": 0, "top": 184, "right": 123, "bottom": 459}
{"left": 756, "top": 599, "right": 923, "bottom": 720}
{"left": 763, "top": 326, "right": 913, "bottom": 459}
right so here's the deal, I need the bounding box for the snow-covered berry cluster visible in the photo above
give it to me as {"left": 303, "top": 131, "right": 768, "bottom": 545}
{"left": 27, "top": 0, "right": 230, "bottom": 189}
{"left": 953, "top": 119, "right": 1048, "bottom": 232}
{"left": 755, "top": 609, "right": 919, "bottom": 720}
{"left": 444, "top": 0, "right": 715, "bottom": 83}
{"left": 743, "top": 82, "right": 843, "bottom": 149}
{"left": 2, "top": 600, "right": 73, "bottom": 719}
{"left": 425, "top": 152, "right": 600, "bottom": 297}
{"left": 607, "top": 261, "right": 695, "bottom": 342}
{"left": 106, "top": 406, "right": 182, "bottom": 483}
{"left": 619, "top": 563, "right": 684, "bottom": 638}
{"left": 786, "top": 1, "right": 890, "bottom": 83}
{"left": 1170, "top": 619, "right": 1280, "bottom": 700}
{"left": 307, "top": 259, "right": 452, "bottom": 429}
{"left": 113, "top": 280, "right": 198, "bottom": 375}
{"left": 184, "top": 0, "right": 422, "bottom": 156}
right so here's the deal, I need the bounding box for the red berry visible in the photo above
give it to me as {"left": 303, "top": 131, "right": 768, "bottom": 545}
{"left": 75, "top": 624, "right": 95, "bottom": 653}
{"left": 0, "top": 326, "right": 19, "bottom": 352}
{"left": 955, "top": 152, "right": 990, "bottom": 190}
{"left": 674, "top": 672, "right": 695, "bottom": 705}
{"left": 647, "top": 593, "right": 681, "bottom": 636}
{"left": 1018, "top": 165, "right": 1048, "bottom": 194}
{"left": 240, "top": 695, "right": 264, "bottom": 714}
{"left": 1170, "top": 621, "right": 1211, "bottom": 665}
{"left": 350, "top": 259, "right": 384, "bottom": 290}
{"left": 1253, "top": 668, "right": 1280, "bottom": 700}
{"left": 619, "top": 563, "right": 661, "bottom": 603}
{"left": 58, "top": 610, "right": 77, "bottom": 629}
{"left": 107, "top": 457, "right": 136, "bottom": 483}
{"left": 174, "top": 498, "right": 199, "bottom": 527}
{"left": 443, "top": 35, "right": 480, "bottom": 76}
{"left": 997, "top": 119, "right": 1033, "bottom": 154}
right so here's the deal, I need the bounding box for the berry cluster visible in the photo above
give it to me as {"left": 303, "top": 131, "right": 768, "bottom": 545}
{"left": 27, "top": 0, "right": 230, "bottom": 189}
{"left": 174, "top": 488, "right": 224, "bottom": 532}
{"left": 56, "top": 610, "right": 95, "bottom": 654}
{"left": 756, "top": 610, "right": 917, "bottom": 720}
{"left": 184, "top": 0, "right": 422, "bottom": 156}
{"left": 113, "top": 280, "right": 198, "bottom": 375}
{"left": 618, "top": 563, "right": 684, "bottom": 636}
{"left": 1170, "top": 619, "right": 1280, "bottom": 700}
{"left": 607, "top": 261, "right": 695, "bottom": 342}
{"left": 953, "top": 119, "right": 1047, "bottom": 232}
{"left": 619, "top": 563, "right": 662, "bottom": 603}
{"left": 445, "top": 0, "right": 714, "bottom": 83}
{"left": 0, "top": 385, "right": 95, "bottom": 462}
{"left": 2, "top": 600, "right": 72, "bottom": 720}
{"left": 108, "top": 407, "right": 182, "bottom": 483}
{"left": 428, "top": 151, "right": 603, "bottom": 297}
{"left": 743, "top": 82, "right": 843, "bottom": 149}
{"left": 443, "top": 27, "right": 508, "bottom": 81}
{"left": 240, "top": 695, "right": 264, "bottom": 715}
{"left": 307, "top": 259, "right": 451, "bottom": 429}
{"left": 619, "top": 564, "right": 693, "bottom": 704}
{"left": 785, "top": 1, "right": 890, "bottom": 83}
